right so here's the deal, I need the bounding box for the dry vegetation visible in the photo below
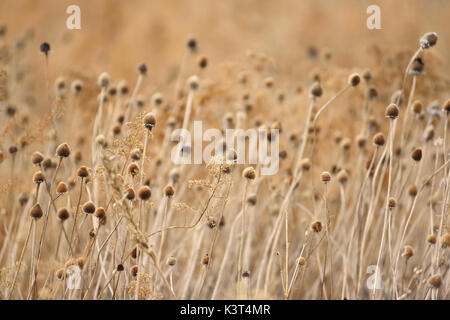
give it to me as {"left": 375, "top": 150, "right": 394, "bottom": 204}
{"left": 0, "top": 0, "right": 450, "bottom": 300}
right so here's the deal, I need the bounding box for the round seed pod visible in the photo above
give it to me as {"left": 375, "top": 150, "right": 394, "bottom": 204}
{"left": 186, "top": 35, "right": 197, "bottom": 52}
{"left": 9, "top": 145, "right": 18, "bottom": 155}
{"left": 137, "top": 63, "right": 147, "bottom": 76}
{"left": 297, "top": 257, "right": 306, "bottom": 266}
{"left": 77, "top": 166, "right": 89, "bottom": 178}
{"left": 56, "top": 181, "right": 68, "bottom": 194}
{"left": 402, "top": 245, "right": 414, "bottom": 259}
{"left": 348, "top": 73, "right": 361, "bottom": 87}
{"left": 40, "top": 42, "right": 50, "bottom": 55}
{"left": 138, "top": 186, "right": 152, "bottom": 201}
{"left": 130, "top": 148, "right": 142, "bottom": 161}
{"left": 98, "top": 72, "right": 110, "bottom": 88}
{"left": 118, "top": 80, "right": 129, "bottom": 96}
{"left": 82, "top": 201, "right": 96, "bottom": 214}
{"left": 18, "top": 192, "right": 29, "bottom": 206}
{"left": 126, "top": 188, "right": 135, "bottom": 201}
{"left": 428, "top": 274, "right": 442, "bottom": 288}
{"left": 309, "top": 82, "right": 322, "bottom": 99}
{"left": 337, "top": 170, "right": 348, "bottom": 185}
{"left": 300, "top": 158, "right": 311, "bottom": 171}
{"left": 424, "top": 125, "right": 434, "bottom": 142}
{"left": 427, "top": 234, "right": 437, "bottom": 245}
{"left": 57, "top": 208, "right": 70, "bottom": 221}
{"left": 246, "top": 194, "right": 257, "bottom": 206}
{"left": 242, "top": 270, "right": 250, "bottom": 278}
{"left": 188, "top": 75, "right": 199, "bottom": 90}
{"left": 128, "top": 163, "right": 139, "bottom": 177}
{"left": 242, "top": 167, "right": 256, "bottom": 180}
{"left": 367, "top": 87, "right": 378, "bottom": 99}
{"left": 33, "top": 171, "right": 45, "bottom": 184}
{"left": 55, "top": 268, "right": 65, "bottom": 280}
{"left": 71, "top": 80, "right": 83, "bottom": 95}
{"left": 408, "top": 185, "right": 418, "bottom": 197}
{"left": 95, "top": 207, "right": 106, "bottom": 220}
{"left": 320, "top": 171, "right": 331, "bottom": 183}
{"left": 143, "top": 112, "right": 156, "bottom": 131}
{"left": 167, "top": 256, "right": 177, "bottom": 266}
{"left": 116, "top": 264, "right": 124, "bottom": 272}
{"left": 411, "top": 148, "right": 422, "bottom": 162}
{"left": 388, "top": 197, "right": 396, "bottom": 209}
{"left": 197, "top": 55, "right": 208, "bottom": 69}
{"left": 30, "top": 203, "right": 43, "bottom": 219}
{"left": 311, "top": 221, "right": 322, "bottom": 233}
{"left": 164, "top": 185, "right": 175, "bottom": 197}
{"left": 385, "top": 103, "right": 399, "bottom": 119}
{"left": 420, "top": 32, "right": 438, "bottom": 49}
{"left": 440, "top": 233, "right": 450, "bottom": 248}
{"left": 443, "top": 99, "right": 450, "bottom": 114}
{"left": 201, "top": 254, "right": 209, "bottom": 265}
{"left": 130, "top": 265, "right": 138, "bottom": 277}
{"left": 56, "top": 143, "right": 71, "bottom": 158}
{"left": 31, "top": 152, "right": 44, "bottom": 166}
{"left": 373, "top": 132, "right": 386, "bottom": 147}
{"left": 412, "top": 100, "right": 422, "bottom": 114}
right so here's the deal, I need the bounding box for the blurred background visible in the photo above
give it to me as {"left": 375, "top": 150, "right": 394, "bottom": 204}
{"left": 1, "top": 0, "right": 449, "bottom": 81}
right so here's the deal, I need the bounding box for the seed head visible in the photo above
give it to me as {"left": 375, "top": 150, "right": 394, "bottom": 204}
{"left": 143, "top": 112, "right": 156, "bottom": 131}
{"left": 137, "top": 63, "right": 147, "bottom": 76}
{"left": 412, "top": 100, "right": 422, "bottom": 114}
{"left": 428, "top": 274, "right": 442, "bottom": 288}
{"left": 373, "top": 132, "right": 386, "bottom": 147}
{"left": 424, "top": 125, "right": 434, "bottom": 142}
{"left": 9, "top": 145, "right": 18, "bottom": 154}
{"left": 197, "top": 55, "right": 208, "bottom": 69}
{"left": 300, "top": 158, "right": 311, "bottom": 171}
{"left": 40, "top": 42, "right": 50, "bottom": 55}
{"left": 402, "top": 246, "right": 414, "bottom": 259}
{"left": 126, "top": 187, "right": 135, "bottom": 201}
{"left": 297, "top": 257, "right": 306, "bottom": 266}
{"left": 337, "top": 170, "right": 348, "bottom": 185}
{"left": 242, "top": 167, "right": 256, "bottom": 180}
{"left": 427, "top": 234, "right": 437, "bottom": 245}
{"left": 71, "top": 80, "right": 83, "bottom": 95}
{"left": 31, "top": 152, "right": 44, "bottom": 166}
{"left": 98, "top": 72, "right": 110, "bottom": 88}
{"left": 128, "top": 163, "right": 139, "bottom": 177}
{"left": 408, "top": 185, "right": 418, "bottom": 197}
{"left": 77, "top": 166, "right": 89, "bottom": 178}
{"left": 311, "top": 221, "right": 322, "bottom": 233}
{"left": 33, "top": 171, "right": 45, "bottom": 184}
{"left": 348, "top": 73, "right": 361, "bottom": 87}
{"left": 116, "top": 264, "right": 124, "bottom": 272}
{"left": 138, "top": 186, "right": 152, "bottom": 201}
{"left": 57, "top": 208, "right": 70, "bottom": 221}
{"left": 167, "top": 256, "right": 177, "bottom": 266}
{"left": 188, "top": 75, "right": 199, "bottom": 90}
{"left": 56, "top": 143, "right": 71, "bottom": 158}
{"left": 441, "top": 233, "right": 450, "bottom": 248}
{"left": 411, "top": 148, "right": 422, "bottom": 162}
{"left": 30, "top": 203, "right": 43, "bottom": 219}
{"left": 186, "top": 35, "right": 197, "bottom": 52}
{"left": 385, "top": 103, "right": 399, "bottom": 119}
{"left": 130, "top": 265, "right": 138, "bottom": 277}
{"left": 202, "top": 254, "right": 209, "bottom": 265}
{"left": 82, "top": 201, "right": 96, "bottom": 214}
{"left": 443, "top": 99, "right": 450, "bottom": 114}
{"left": 420, "top": 32, "right": 438, "bottom": 49}
{"left": 320, "top": 171, "right": 331, "bottom": 183}
{"left": 164, "top": 185, "right": 175, "bottom": 197}
{"left": 56, "top": 181, "right": 68, "bottom": 194}
{"left": 388, "top": 197, "right": 396, "bottom": 209}
{"left": 309, "top": 82, "right": 322, "bottom": 99}
{"left": 95, "top": 207, "right": 106, "bottom": 220}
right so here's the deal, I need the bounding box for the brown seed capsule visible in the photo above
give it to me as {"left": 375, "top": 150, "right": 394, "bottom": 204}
{"left": 311, "top": 221, "right": 322, "bottom": 233}
{"left": 411, "top": 148, "right": 422, "bottom": 162}
{"left": 443, "top": 99, "right": 450, "bottom": 114}
{"left": 202, "top": 254, "right": 209, "bottom": 265}
{"left": 31, "top": 152, "right": 44, "bottom": 166}
{"left": 138, "top": 186, "right": 152, "bottom": 201}
{"left": 424, "top": 125, "right": 434, "bottom": 142}
{"left": 40, "top": 42, "right": 50, "bottom": 55}
{"left": 388, "top": 197, "right": 396, "bottom": 209}
{"left": 300, "top": 158, "right": 311, "bottom": 171}
{"left": 128, "top": 163, "right": 139, "bottom": 177}
{"left": 30, "top": 203, "right": 43, "bottom": 219}
{"left": 143, "top": 112, "right": 156, "bottom": 131}
{"left": 167, "top": 256, "right": 177, "bottom": 266}
{"left": 367, "top": 87, "right": 378, "bottom": 99}
{"left": 373, "top": 132, "right": 386, "bottom": 147}
{"left": 297, "top": 257, "right": 306, "bottom": 266}
{"left": 130, "top": 265, "right": 138, "bottom": 277}
{"left": 55, "top": 268, "right": 65, "bottom": 280}
{"left": 427, "top": 234, "right": 437, "bottom": 245}
{"left": 116, "top": 264, "right": 124, "bottom": 272}
{"left": 18, "top": 192, "right": 29, "bottom": 206}
{"left": 56, "top": 181, "right": 68, "bottom": 194}
{"left": 412, "top": 100, "right": 422, "bottom": 114}
{"left": 428, "top": 274, "right": 442, "bottom": 288}
{"left": 420, "top": 32, "right": 438, "bottom": 49}
{"left": 348, "top": 73, "right": 361, "bottom": 87}
{"left": 242, "top": 270, "right": 250, "bottom": 278}
{"left": 385, "top": 103, "right": 399, "bottom": 119}
{"left": 402, "top": 245, "right": 414, "bottom": 259}
{"left": 242, "top": 167, "right": 256, "bottom": 180}
{"left": 9, "top": 145, "right": 18, "bottom": 154}
{"left": 57, "top": 208, "right": 70, "bottom": 221}
{"left": 137, "top": 63, "right": 147, "bottom": 76}
{"left": 77, "top": 166, "right": 89, "bottom": 178}
{"left": 56, "top": 143, "right": 71, "bottom": 158}
{"left": 164, "top": 185, "right": 175, "bottom": 197}
{"left": 408, "top": 185, "right": 418, "bottom": 197}
{"left": 197, "top": 55, "right": 208, "bottom": 69}
{"left": 83, "top": 201, "right": 96, "bottom": 214}
{"left": 320, "top": 171, "right": 331, "bottom": 183}
{"left": 309, "top": 82, "right": 322, "bottom": 99}
{"left": 126, "top": 188, "right": 135, "bottom": 201}
{"left": 440, "top": 233, "right": 450, "bottom": 248}
{"left": 95, "top": 207, "right": 106, "bottom": 220}
{"left": 337, "top": 170, "right": 348, "bottom": 185}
